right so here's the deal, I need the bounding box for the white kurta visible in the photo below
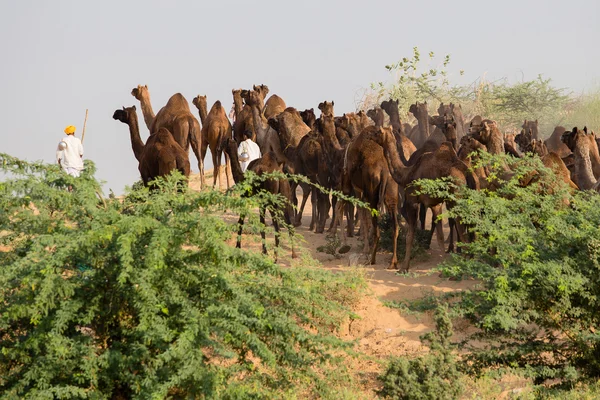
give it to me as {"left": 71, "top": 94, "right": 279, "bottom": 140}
{"left": 238, "top": 139, "right": 261, "bottom": 173}
{"left": 56, "top": 135, "right": 84, "bottom": 173}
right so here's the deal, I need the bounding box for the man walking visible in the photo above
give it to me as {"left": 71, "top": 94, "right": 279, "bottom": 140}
{"left": 56, "top": 125, "right": 84, "bottom": 177}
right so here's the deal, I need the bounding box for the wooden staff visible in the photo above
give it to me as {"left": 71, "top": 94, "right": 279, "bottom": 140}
{"left": 81, "top": 109, "right": 89, "bottom": 143}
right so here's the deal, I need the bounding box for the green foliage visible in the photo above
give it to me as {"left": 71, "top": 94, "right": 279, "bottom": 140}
{"left": 369, "top": 47, "right": 594, "bottom": 136}
{"left": 377, "top": 305, "right": 464, "bottom": 400}
{"left": 0, "top": 153, "right": 366, "bottom": 399}
{"left": 416, "top": 152, "right": 600, "bottom": 386}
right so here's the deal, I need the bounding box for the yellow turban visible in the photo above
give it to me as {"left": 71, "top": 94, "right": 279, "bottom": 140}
{"left": 64, "top": 125, "right": 76, "bottom": 135}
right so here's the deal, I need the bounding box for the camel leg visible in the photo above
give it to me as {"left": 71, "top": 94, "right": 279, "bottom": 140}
{"left": 388, "top": 204, "right": 399, "bottom": 269}
{"left": 259, "top": 207, "right": 268, "bottom": 256}
{"left": 316, "top": 192, "right": 330, "bottom": 234}
{"left": 447, "top": 218, "right": 456, "bottom": 253}
{"left": 199, "top": 136, "right": 209, "bottom": 189}
{"left": 309, "top": 188, "right": 318, "bottom": 231}
{"left": 328, "top": 196, "right": 337, "bottom": 232}
{"left": 212, "top": 149, "right": 220, "bottom": 189}
{"left": 270, "top": 209, "right": 280, "bottom": 263}
{"left": 346, "top": 203, "right": 355, "bottom": 238}
{"left": 431, "top": 204, "right": 445, "bottom": 252}
{"left": 187, "top": 120, "right": 204, "bottom": 189}
{"left": 370, "top": 213, "right": 380, "bottom": 265}
{"left": 236, "top": 214, "right": 245, "bottom": 249}
{"left": 401, "top": 203, "right": 418, "bottom": 272}
{"left": 295, "top": 183, "right": 311, "bottom": 227}
{"left": 419, "top": 203, "right": 427, "bottom": 230}
{"left": 224, "top": 152, "right": 232, "bottom": 189}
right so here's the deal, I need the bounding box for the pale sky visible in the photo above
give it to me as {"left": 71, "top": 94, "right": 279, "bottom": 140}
{"left": 1, "top": 0, "right": 598, "bottom": 194}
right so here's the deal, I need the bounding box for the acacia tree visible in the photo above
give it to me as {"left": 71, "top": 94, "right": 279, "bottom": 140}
{"left": 0, "top": 154, "right": 365, "bottom": 399}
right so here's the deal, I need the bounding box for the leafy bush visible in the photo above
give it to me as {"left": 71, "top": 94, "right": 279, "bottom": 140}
{"left": 417, "top": 152, "right": 600, "bottom": 386}
{"left": 0, "top": 154, "right": 366, "bottom": 399}
{"left": 377, "top": 305, "right": 463, "bottom": 400}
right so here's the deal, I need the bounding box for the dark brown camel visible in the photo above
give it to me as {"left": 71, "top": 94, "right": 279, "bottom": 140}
{"left": 407, "top": 102, "right": 431, "bottom": 149}
{"left": 380, "top": 99, "right": 418, "bottom": 163}
{"left": 522, "top": 120, "right": 539, "bottom": 140}
{"left": 221, "top": 137, "right": 297, "bottom": 259}
{"left": 192, "top": 95, "right": 233, "bottom": 189}
{"left": 365, "top": 126, "right": 478, "bottom": 271}
{"left": 113, "top": 106, "right": 190, "bottom": 186}
{"left": 131, "top": 85, "right": 202, "bottom": 187}
{"left": 334, "top": 125, "right": 400, "bottom": 268}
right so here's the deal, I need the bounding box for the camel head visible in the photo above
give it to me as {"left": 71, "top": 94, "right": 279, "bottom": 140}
{"left": 300, "top": 108, "right": 316, "bottom": 128}
{"left": 253, "top": 84, "right": 269, "bottom": 100}
{"left": 380, "top": 99, "right": 399, "bottom": 114}
{"left": 561, "top": 127, "right": 581, "bottom": 151}
{"left": 408, "top": 101, "right": 428, "bottom": 119}
{"left": 131, "top": 84, "right": 149, "bottom": 101}
{"left": 320, "top": 114, "right": 336, "bottom": 134}
{"left": 242, "top": 89, "right": 258, "bottom": 106}
{"left": 437, "top": 102, "right": 451, "bottom": 116}
{"left": 112, "top": 105, "right": 136, "bottom": 124}
{"left": 441, "top": 115, "right": 458, "bottom": 150}
{"left": 515, "top": 128, "right": 533, "bottom": 152}
{"left": 356, "top": 110, "right": 371, "bottom": 130}
{"left": 468, "top": 115, "right": 483, "bottom": 133}
{"left": 318, "top": 101, "right": 335, "bottom": 117}
{"left": 526, "top": 139, "right": 549, "bottom": 156}
{"left": 267, "top": 116, "right": 281, "bottom": 132}
{"left": 192, "top": 95, "right": 207, "bottom": 112}
{"left": 458, "top": 136, "right": 486, "bottom": 160}
{"left": 471, "top": 120, "right": 497, "bottom": 144}
{"left": 366, "top": 107, "right": 383, "bottom": 125}
{"left": 522, "top": 120, "right": 539, "bottom": 139}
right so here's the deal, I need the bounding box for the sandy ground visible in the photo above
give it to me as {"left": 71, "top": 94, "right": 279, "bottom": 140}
{"left": 189, "top": 169, "right": 485, "bottom": 395}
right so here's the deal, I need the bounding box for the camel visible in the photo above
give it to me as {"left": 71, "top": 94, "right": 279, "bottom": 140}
{"left": 221, "top": 137, "right": 297, "bottom": 260}
{"left": 268, "top": 107, "right": 311, "bottom": 149}
{"left": 334, "top": 117, "right": 352, "bottom": 147}
{"left": 522, "top": 120, "right": 539, "bottom": 140}
{"left": 561, "top": 127, "right": 600, "bottom": 191}
{"left": 318, "top": 101, "right": 335, "bottom": 117}
{"left": 470, "top": 120, "right": 505, "bottom": 155}
{"left": 407, "top": 102, "right": 431, "bottom": 149}
{"left": 367, "top": 107, "right": 385, "bottom": 128}
{"left": 524, "top": 139, "right": 579, "bottom": 191}
{"left": 263, "top": 94, "right": 287, "bottom": 120}
{"left": 131, "top": 85, "right": 203, "bottom": 187}
{"left": 192, "top": 95, "right": 233, "bottom": 189}
{"left": 545, "top": 126, "right": 571, "bottom": 158}
{"left": 252, "top": 84, "right": 269, "bottom": 111}
{"left": 300, "top": 108, "right": 317, "bottom": 131}
{"left": 232, "top": 89, "right": 253, "bottom": 144}
{"left": 380, "top": 99, "right": 417, "bottom": 162}
{"left": 438, "top": 103, "right": 466, "bottom": 141}
{"left": 113, "top": 105, "right": 190, "bottom": 186}
{"left": 504, "top": 132, "right": 521, "bottom": 157}
{"left": 334, "top": 125, "right": 399, "bottom": 268}
{"left": 364, "top": 126, "right": 478, "bottom": 271}
{"left": 244, "top": 90, "right": 289, "bottom": 165}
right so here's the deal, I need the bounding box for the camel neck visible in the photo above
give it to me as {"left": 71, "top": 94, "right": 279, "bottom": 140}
{"left": 198, "top": 103, "right": 208, "bottom": 126}
{"left": 139, "top": 96, "right": 155, "bottom": 132}
{"left": 250, "top": 104, "right": 268, "bottom": 148}
{"left": 575, "top": 139, "right": 597, "bottom": 190}
{"left": 380, "top": 134, "right": 411, "bottom": 186}
{"left": 387, "top": 109, "right": 402, "bottom": 133}
{"left": 127, "top": 114, "right": 145, "bottom": 162}
{"left": 225, "top": 144, "right": 246, "bottom": 184}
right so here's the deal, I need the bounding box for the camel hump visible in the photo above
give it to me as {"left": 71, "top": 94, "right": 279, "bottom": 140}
{"left": 165, "top": 93, "right": 191, "bottom": 111}
{"left": 155, "top": 128, "right": 175, "bottom": 144}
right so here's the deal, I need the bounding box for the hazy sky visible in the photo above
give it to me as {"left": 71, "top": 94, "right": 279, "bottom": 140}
{"left": 1, "top": 0, "right": 598, "bottom": 194}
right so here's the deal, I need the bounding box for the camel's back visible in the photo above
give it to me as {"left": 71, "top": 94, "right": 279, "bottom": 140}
{"left": 264, "top": 95, "right": 286, "bottom": 120}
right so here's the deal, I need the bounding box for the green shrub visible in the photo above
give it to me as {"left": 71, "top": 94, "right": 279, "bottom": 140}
{"left": 418, "top": 152, "right": 600, "bottom": 386}
{"left": 0, "top": 154, "right": 365, "bottom": 399}
{"left": 377, "top": 305, "right": 463, "bottom": 400}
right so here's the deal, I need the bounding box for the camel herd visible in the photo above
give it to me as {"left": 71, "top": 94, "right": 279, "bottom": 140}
{"left": 112, "top": 84, "right": 596, "bottom": 272}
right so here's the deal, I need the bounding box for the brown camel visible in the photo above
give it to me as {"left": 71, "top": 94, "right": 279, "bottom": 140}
{"left": 263, "top": 94, "right": 287, "bottom": 120}
{"left": 367, "top": 107, "right": 384, "bottom": 128}
{"left": 244, "top": 90, "right": 289, "bottom": 165}
{"left": 545, "top": 126, "right": 572, "bottom": 158}
{"left": 221, "top": 137, "right": 297, "bottom": 259}
{"left": 334, "top": 125, "right": 399, "bottom": 268}
{"left": 561, "top": 127, "right": 600, "bottom": 191}
{"left": 300, "top": 108, "right": 317, "bottom": 131}
{"left": 334, "top": 117, "right": 352, "bottom": 147}
{"left": 438, "top": 102, "right": 466, "bottom": 141}
{"left": 232, "top": 89, "right": 253, "bottom": 143}
{"left": 318, "top": 101, "right": 335, "bottom": 117}
{"left": 252, "top": 84, "right": 269, "bottom": 111}
{"left": 524, "top": 139, "right": 579, "bottom": 190}
{"left": 380, "top": 99, "right": 418, "bottom": 162}
{"left": 267, "top": 107, "right": 311, "bottom": 149}
{"left": 113, "top": 106, "right": 190, "bottom": 186}
{"left": 471, "top": 120, "right": 505, "bottom": 155}
{"left": 407, "top": 102, "right": 431, "bottom": 149}
{"left": 522, "top": 120, "right": 539, "bottom": 140}
{"left": 131, "top": 85, "right": 203, "bottom": 186}
{"left": 192, "top": 95, "right": 233, "bottom": 189}
{"left": 365, "top": 126, "right": 478, "bottom": 271}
